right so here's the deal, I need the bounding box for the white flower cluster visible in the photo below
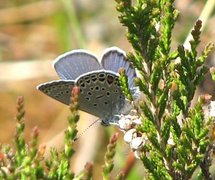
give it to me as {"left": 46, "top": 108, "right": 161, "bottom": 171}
{"left": 116, "top": 114, "right": 147, "bottom": 159}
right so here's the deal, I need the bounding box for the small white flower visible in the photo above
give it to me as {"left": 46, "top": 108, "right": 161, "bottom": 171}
{"left": 130, "top": 137, "right": 143, "bottom": 150}
{"left": 118, "top": 117, "right": 132, "bottom": 130}
{"left": 124, "top": 129, "right": 137, "bottom": 143}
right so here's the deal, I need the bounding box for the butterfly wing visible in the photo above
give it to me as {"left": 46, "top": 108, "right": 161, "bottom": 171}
{"left": 53, "top": 50, "right": 102, "bottom": 80}
{"left": 101, "top": 47, "right": 136, "bottom": 89}
{"left": 37, "top": 48, "right": 137, "bottom": 120}
{"left": 76, "top": 70, "right": 126, "bottom": 118}
{"left": 37, "top": 80, "right": 75, "bottom": 105}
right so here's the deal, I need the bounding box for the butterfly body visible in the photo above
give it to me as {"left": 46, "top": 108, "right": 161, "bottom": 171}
{"left": 37, "top": 47, "right": 138, "bottom": 126}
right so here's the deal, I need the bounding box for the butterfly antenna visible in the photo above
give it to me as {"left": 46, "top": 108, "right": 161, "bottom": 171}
{"left": 74, "top": 118, "right": 101, "bottom": 141}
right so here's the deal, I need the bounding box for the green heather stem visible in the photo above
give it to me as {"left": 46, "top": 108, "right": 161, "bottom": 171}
{"left": 14, "top": 96, "right": 26, "bottom": 169}
{"left": 57, "top": 86, "right": 80, "bottom": 179}
{"left": 64, "top": 86, "right": 80, "bottom": 158}
{"left": 183, "top": 0, "right": 215, "bottom": 49}
{"left": 119, "top": 68, "right": 133, "bottom": 101}
{"left": 102, "top": 133, "right": 119, "bottom": 180}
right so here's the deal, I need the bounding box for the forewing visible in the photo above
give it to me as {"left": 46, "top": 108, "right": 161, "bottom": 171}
{"left": 54, "top": 50, "right": 102, "bottom": 80}
{"left": 101, "top": 47, "right": 136, "bottom": 88}
{"left": 76, "top": 70, "right": 125, "bottom": 118}
{"left": 37, "top": 80, "right": 75, "bottom": 105}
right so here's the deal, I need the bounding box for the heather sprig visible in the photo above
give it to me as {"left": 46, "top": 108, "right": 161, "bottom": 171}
{"left": 0, "top": 88, "right": 81, "bottom": 179}
{"left": 173, "top": 20, "right": 214, "bottom": 115}
{"left": 64, "top": 86, "right": 80, "bottom": 158}
{"left": 48, "top": 86, "right": 80, "bottom": 179}
{"left": 102, "top": 133, "right": 119, "bottom": 180}
{"left": 14, "top": 96, "right": 26, "bottom": 167}
{"left": 0, "top": 97, "right": 44, "bottom": 179}
{"left": 119, "top": 68, "right": 133, "bottom": 101}
{"left": 115, "top": 0, "right": 214, "bottom": 179}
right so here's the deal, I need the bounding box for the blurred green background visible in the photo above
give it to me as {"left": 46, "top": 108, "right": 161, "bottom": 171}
{"left": 0, "top": 0, "right": 214, "bottom": 179}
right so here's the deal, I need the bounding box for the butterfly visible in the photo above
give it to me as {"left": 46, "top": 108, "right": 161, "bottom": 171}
{"left": 37, "top": 47, "right": 138, "bottom": 126}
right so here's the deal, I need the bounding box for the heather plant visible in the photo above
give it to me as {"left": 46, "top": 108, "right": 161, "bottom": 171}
{"left": 0, "top": 0, "right": 215, "bottom": 179}
{"left": 115, "top": 0, "right": 215, "bottom": 179}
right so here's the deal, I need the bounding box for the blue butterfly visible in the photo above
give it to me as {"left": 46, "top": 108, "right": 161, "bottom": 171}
{"left": 37, "top": 47, "right": 138, "bottom": 126}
